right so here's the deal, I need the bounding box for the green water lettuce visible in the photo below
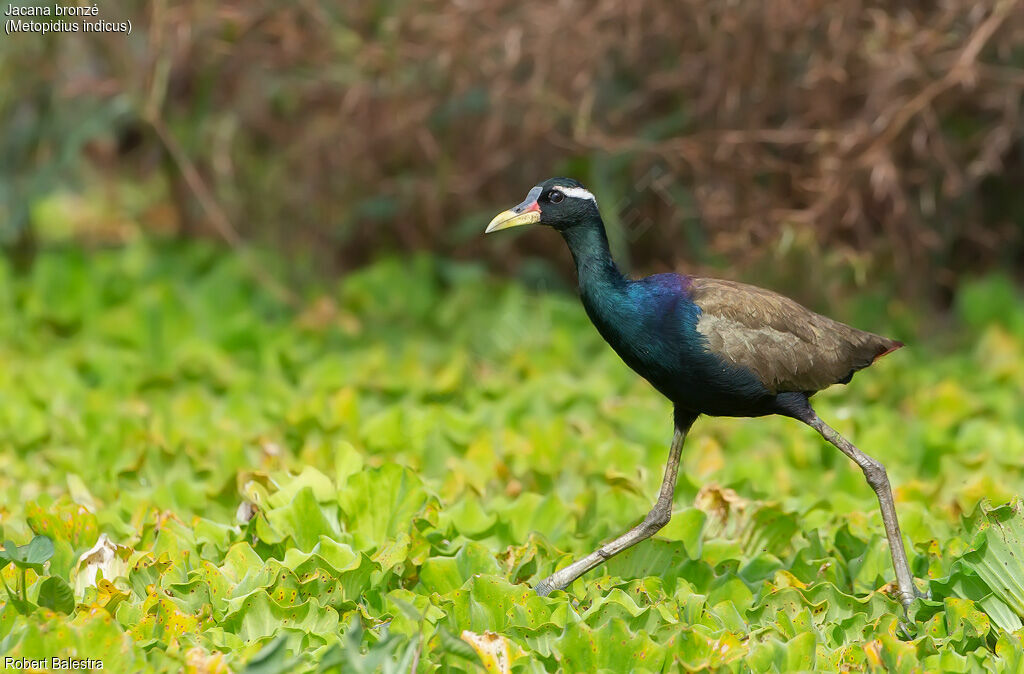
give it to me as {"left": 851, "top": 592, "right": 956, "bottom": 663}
{"left": 0, "top": 243, "right": 1021, "bottom": 671}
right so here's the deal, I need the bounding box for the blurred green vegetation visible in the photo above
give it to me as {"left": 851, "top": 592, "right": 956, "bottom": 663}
{"left": 1, "top": 2, "right": 1022, "bottom": 304}
{"left": 0, "top": 241, "right": 1022, "bottom": 670}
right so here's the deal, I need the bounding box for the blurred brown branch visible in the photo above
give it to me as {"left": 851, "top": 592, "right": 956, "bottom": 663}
{"left": 5, "top": 0, "right": 1024, "bottom": 304}
{"left": 148, "top": 114, "right": 299, "bottom": 306}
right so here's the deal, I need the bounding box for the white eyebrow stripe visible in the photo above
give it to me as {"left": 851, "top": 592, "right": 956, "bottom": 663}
{"left": 554, "top": 186, "right": 597, "bottom": 203}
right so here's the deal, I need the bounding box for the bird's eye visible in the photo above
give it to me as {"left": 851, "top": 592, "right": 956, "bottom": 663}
{"left": 549, "top": 190, "right": 564, "bottom": 204}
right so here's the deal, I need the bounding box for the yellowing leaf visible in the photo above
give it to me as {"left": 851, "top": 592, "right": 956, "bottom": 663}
{"left": 460, "top": 630, "right": 512, "bottom": 674}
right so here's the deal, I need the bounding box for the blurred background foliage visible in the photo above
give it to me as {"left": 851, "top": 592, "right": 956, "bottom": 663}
{"left": 1, "top": 0, "right": 1022, "bottom": 308}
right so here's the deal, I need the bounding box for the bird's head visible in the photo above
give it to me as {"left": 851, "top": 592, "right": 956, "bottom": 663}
{"left": 485, "top": 178, "right": 600, "bottom": 234}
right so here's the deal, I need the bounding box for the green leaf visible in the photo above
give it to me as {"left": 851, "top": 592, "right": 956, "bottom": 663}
{"left": 0, "top": 536, "right": 54, "bottom": 572}
{"left": 554, "top": 618, "right": 665, "bottom": 672}
{"left": 266, "top": 486, "right": 341, "bottom": 551}
{"left": 24, "top": 536, "right": 55, "bottom": 566}
{"left": 958, "top": 501, "right": 1024, "bottom": 622}
{"left": 267, "top": 466, "right": 336, "bottom": 509}
{"left": 418, "top": 542, "right": 501, "bottom": 595}
{"left": 221, "top": 592, "right": 340, "bottom": 645}
{"left": 438, "top": 626, "right": 483, "bottom": 665}
{"left": 440, "top": 574, "right": 559, "bottom": 634}
{"left": 243, "top": 636, "right": 302, "bottom": 674}
{"left": 36, "top": 576, "right": 75, "bottom": 614}
{"left": 337, "top": 465, "right": 430, "bottom": 549}
{"left": 603, "top": 538, "right": 691, "bottom": 592}
{"left": 25, "top": 498, "right": 99, "bottom": 549}
{"left": 441, "top": 494, "right": 498, "bottom": 538}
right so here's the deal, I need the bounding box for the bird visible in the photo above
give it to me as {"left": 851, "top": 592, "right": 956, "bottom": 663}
{"left": 485, "top": 177, "right": 922, "bottom": 609}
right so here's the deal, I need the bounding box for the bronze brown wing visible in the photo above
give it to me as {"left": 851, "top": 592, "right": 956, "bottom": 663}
{"left": 690, "top": 278, "right": 901, "bottom": 394}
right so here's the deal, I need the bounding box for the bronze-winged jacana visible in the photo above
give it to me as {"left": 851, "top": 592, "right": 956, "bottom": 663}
{"left": 486, "top": 177, "right": 923, "bottom": 609}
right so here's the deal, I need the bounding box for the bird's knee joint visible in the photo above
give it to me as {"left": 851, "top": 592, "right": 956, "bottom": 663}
{"left": 863, "top": 464, "right": 888, "bottom": 490}
{"left": 644, "top": 506, "right": 672, "bottom": 531}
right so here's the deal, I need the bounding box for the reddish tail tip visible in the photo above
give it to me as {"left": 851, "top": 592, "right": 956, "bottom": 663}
{"left": 873, "top": 340, "right": 905, "bottom": 362}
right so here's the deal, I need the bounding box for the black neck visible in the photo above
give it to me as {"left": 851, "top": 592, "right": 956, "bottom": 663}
{"left": 560, "top": 217, "right": 625, "bottom": 290}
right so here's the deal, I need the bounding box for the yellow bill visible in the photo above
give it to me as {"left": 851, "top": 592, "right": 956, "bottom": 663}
{"left": 485, "top": 186, "right": 543, "bottom": 233}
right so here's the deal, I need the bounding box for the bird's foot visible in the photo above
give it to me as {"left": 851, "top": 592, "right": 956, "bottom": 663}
{"left": 897, "top": 616, "right": 917, "bottom": 640}
{"left": 899, "top": 582, "right": 931, "bottom": 609}
{"left": 895, "top": 582, "right": 932, "bottom": 639}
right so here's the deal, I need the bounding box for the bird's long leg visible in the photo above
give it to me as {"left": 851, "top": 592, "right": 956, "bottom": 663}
{"left": 534, "top": 420, "right": 693, "bottom": 596}
{"left": 804, "top": 412, "right": 920, "bottom": 609}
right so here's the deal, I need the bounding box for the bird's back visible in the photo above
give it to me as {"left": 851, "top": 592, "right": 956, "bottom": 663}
{"left": 689, "top": 277, "right": 902, "bottom": 394}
